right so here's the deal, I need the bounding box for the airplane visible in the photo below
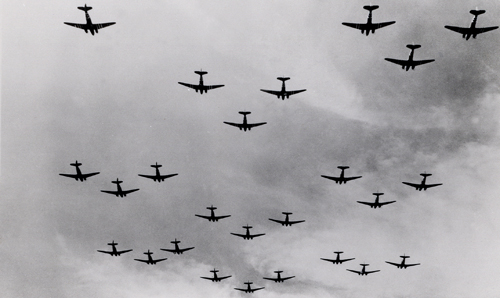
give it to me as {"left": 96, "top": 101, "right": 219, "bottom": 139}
{"left": 134, "top": 250, "right": 168, "bottom": 265}
{"left": 357, "top": 192, "right": 396, "bottom": 208}
{"left": 160, "top": 239, "right": 194, "bottom": 255}
{"left": 342, "top": 5, "right": 396, "bottom": 36}
{"left": 64, "top": 4, "right": 115, "bottom": 35}
{"left": 320, "top": 251, "right": 355, "bottom": 264}
{"left": 346, "top": 264, "right": 380, "bottom": 275}
{"left": 178, "top": 70, "right": 224, "bottom": 94}
{"left": 59, "top": 160, "right": 99, "bottom": 181}
{"left": 234, "top": 281, "right": 264, "bottom": 293}
{"left": 260, "top": 77, "right": 306, "bottom": 100}
{"left": 402, "top": 173, "right": 442, "bottom": 191}
{"left": 321, "top": 166, "right": 362, "bottom": 184}
{"left": 263, "top": 271, "right": 295, "bottom": 283}
{"left": 269, "top": 212, "right": 305, "bottom": 226}
{"left": 138, "top": 162, "right": 178, "bottom": 182}
{"left": 385, "top": 255, "right": 420, "bottom": 269}
{"left": 230, "top": 225, "right": 265, "bottom": 240}
{"left": 223, "top": 111, "right": 267, "bottom": 132}
{"left": 445, "top": 9, "right": 498, "bottom": 40}
{"left": 100, "top": 179, "right": 139, "bottom": 197}
{"left": 97, "top": 240, "right": 132, "bottom": 256}
{"left": 195, "top": 205, "right": 231, "bottom": 222}
{"left": 200, "top": 268, "right": 232, "bottom": 282}
{"left": 385, "top": 44, "right": 435, "bottom": 71}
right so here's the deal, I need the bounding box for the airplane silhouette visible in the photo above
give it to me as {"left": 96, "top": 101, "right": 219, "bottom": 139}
{"left": 263, "top": 271, "right": 295, "bottom": 283}
{"left": 64, "top": 4, "right": 115, "bottom": 35}
{"left": 160, "top": 239, "right": 194, "bottom": 255}
{"left": 178, "top": 70, "right": 224, "bottom": 94}
{"left": 385, "top": 255, "right": 420, "bottom": 269}
{"left": 97, "top": 240, "right": 132, "bottom": 256}
{"left": 321, "top": 166, "right": 362, "bottom": 184}
{"left": 101, "top": 179, "right": 139, "bottom": 197}
{"left": 269, "top": 212, "right": 305, "bottom": 226}
{"left": 234, "top": 281, "right": 264, "bottom": 293}
{"left": 346, "top": 264, "right": 380, "bottom": 275}
{"left": 200, "top": 268, "right": 232, "bottom": 282}
{"left": 59, "top": 160, "right": 99, "bottom": 181}
{"left": 223, "top": 111, "right": 267, "bottom": 131}
{"left": 357, "top": 192, "right": 396, "bottom": 208}
{"left": 320, "top": 251, "right": 355, "bottom": 264}
{"left": 231, "top": 225, "right": 265, "bottom": 240}
{"left": 402, "top": 173, "right": 442, "bottom": 191}
{"left": 138, "top": 162, "right": 178, "bottom": 182}
{"left": 195, "top": 205, "right": 231, "bottom": 222}
{"left": 385, "top": 44, "right": 435, "bottom": 71}
{"left": 445, "top": 9, "right": 498, "bottom": 40}
{"left": 260, "top": 77, "right": 306, "bottom": 100}
{"left": 342, "top": 5, "right": 395, "bottom": 36}
{"left": 134, "top": 250, "right": 168, "bottom": 265}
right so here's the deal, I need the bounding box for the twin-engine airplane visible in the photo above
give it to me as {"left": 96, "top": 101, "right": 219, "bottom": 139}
{"left": 357, "top": 192, "right": 396, "bottom": 208}
{"left": 386, "top": 255, "right": 421, "bottom": 269}
{"left": 347, "top": 264, "right": 380, "bottom": 275}
{"left": 223, "top": 111, "right": 267, "bottom": 131}
{"left": 385, "top": 44, "right": 435, "bottom": 71}
{"left": 231, "top": 225, "right": 265, "bottom": 240}
{"left": 101, "top": 179, "right": 139, "bottom": 197}
{"left": 195, "top": 205, "right": 231, "bottom": 222}
{"left": 200, "top": 268, "right": 232, "bottom": 282}
{"left": 134, "top": 250, "right": 168, "bottom": 265}
{"left": 64, "top": 4, "right": 115, "bottom": 35}
{"left": 138, "top": 162, "right": 178, "bottom": 182}
{"left": 97, "top": 241, "right": 132, "bottom": 256}
{"left": 445, "top": 9, "right": 498, "bottom": 40}
{"left": 59, "top": 161, "right": 99, "bottom": 181}
{"left": 263, "top": 271, "right": 295, "bottom": 283}
{"left": 402, "top": 173, "right": 442, "bottom": 191}
{"left": 342, "top": 5, "right": 395, "bottom": 36}
{"left": 234, "top": 282, "right": 264, "bottom": 293}
{"left": 260, "top": 77, "right": 306, "bottom": 100}
{"left": 321, "top": 166, "right": 362, "bottom": 184}
{"left": 269, "top": 212, "right": 305, "bottom": 226}
{"left": 321, "top": 251, "right": 355, "bottom": 264}
{"left": 160, "top": 239, "right": 195, "bottom": 255}
{"left": 178, "top": 70, "right": 224, "bottom": 94}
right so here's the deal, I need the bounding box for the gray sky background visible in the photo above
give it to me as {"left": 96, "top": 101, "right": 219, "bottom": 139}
{"left": 2, "top": 0, "right": 500, "bottom": 297}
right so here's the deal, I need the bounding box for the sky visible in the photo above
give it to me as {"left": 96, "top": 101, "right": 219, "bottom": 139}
{"left": 2, "top": 0, "right": 500, "bottom": 297}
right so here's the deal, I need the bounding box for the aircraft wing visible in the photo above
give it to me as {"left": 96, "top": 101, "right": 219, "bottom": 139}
{"left": 263, "top": 277, "right": 278, "bottom": 282}
{"left": 178, "top": 82, "right": 199, "bottom": 90}
{"left": 373, "top": 21, "right": 396, "bottom": 29}
{"left": 134, "top": 259, "right": 149, "bottom": 263}
{"left": 365, "top": 270, "right": 380, "bottom": 274}
{"left": 97, "top": 250, "right": 113, "bottom": 255}
{"left": 59, "top": 173, "right": 78, "bottom": 179}
{"left": 64, "top": 22, "right": 86, "bottom": 30}
{"left": 116, "top": 249, "right": 133, "bottom": 255}
{"left": 444, "top": 25, "right": 469, "bottom": 34}
{"left": 288, "top": 220, "right": 305, "bottom": 225}
{"left": 346, "top": 269, "right": 361, "bottom": 274}
{"left": 340, "top": 258, "right": 355, "bottom": 263}
{"left": 321, "top": 175, "right": 341, "bottom": 182}
{"left": 94, "top": 22, "right": 116, "bottom": 29}
{"left": 206, "top": 84, "right": 224, "bottom": 90}
{"left": 411, "top": 59, "right": 435, "bottom": 66}
{"left": 260, "top": 89, "right": 281, "bottom": 96}
{"left": 223, "top": 122, "right": 243, "bottom": 128}
{"left": 475, "top": 26, "right": 499, "bottom": 34}
{"left": 406, "top": 263, "right": 420, "bottom": 267}
{"left": 81, "top": 172, "right": 100, "bottom": 179}
{"left": 138, "top": 174, "right": 156, "bottom": 180}
{"left": 344, "top": 176, "right": 362, "bottom": 181}
{"left": 234, "top": 288, "right": 246, "bottom": 292}
{"left": 385, "top": 58, "right": 409, "bottom": 66}
{"left": 159, "top": 173, "right": 178, "bottom": 179}
{"left": 342, "top": 22, "right": 367, "bottom": 30}
{"left": 247, "top": 122, "right": 267, "bottom": 128}
{"left": 138, "top": 173, "right": 178, "bottom": 180}
{"left": 230, "top": 233, "right": 246, "bottom": 238}
{"left": 195, "top": 214, "right": 211, "bottom": 220}
{"left": 385, "top": 261, "right": 400, "bottom": 267}
{"left": 153, "top": 258, "right": 168, "bottom": 263}
{"left": 160, "top": 248, "right": 177, "bottom": 253}
{"left": 320, "top": 258, "right": 336, "bottom": 263}
{"left": 179, "top": 247, "right": 195, "bottom": 253}
{"left": 425, "top": 183, "right": 442, "bottom": 189}
{"left": 101, "top": 190, "right": 119, "bottom": 195}
{"left": 250, "top": 233, "right": 265, "bottom": 238}
{"left": 357, "top": 201, "right": 375, "bottom": 207}
{"left": 285, "top": 89, "right": 306, "bottom": 97}
{"left": 200, "top": 277, "right": 215, "bottom": 281}
{"left": 213, "top": 215, "right": 231, "bottom": 220}
{"left": 402, "top": 182, "right": 420, "bottom": 189}
{"left": 122, "top": 188, "right": 140, "bottom": 195}
{"left": 281, "top": 276, "right": 295, "bottom": 281}
{"left": 269, "top": 218, "right": 285, "bottom": 225}
{"left": 252, "top": 287, "right": 265, "bottom": 292}
{"left": 379, "top": 201, "right": 396, "bottom": 206}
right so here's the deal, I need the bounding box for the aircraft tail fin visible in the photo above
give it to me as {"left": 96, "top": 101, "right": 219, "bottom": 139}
{"left": 337, "top": 166, "right": 350, "bottom": 170}
{"left": 239, "top": 111, "right": 251, "bottom": 115}
{"left": 406, "top": 44, "right": 421, "bottom": 50}
{"left": 78, "top": 4, "right": 92, "bottom": 12}
{"left": 195, "top": 70, "right": 208, "bottom": 76}
{"left": 151, "top": 163, "right": 162, "bottom": 168}
{"left": 207, "top": 205, "right": 217, "bottom": 210}
{"left": 245, "top": 281, "right": 253, "bottom": 285}
{"left": 171, "top": 239, "right": 180, "bottom": 244}
{"left": 108, "top": 241, "right": 117, "bottom": 246}
{"left": 277, "top": 77, "right": 290, "bottom": 82}
{"left": 420, "top": 173, "right": 432, "bottom": 177}
{"left": 470, "top": 9, "right": 486, "bottom": 16}
{"left": 363, "top": 5, "right": 379, "bottom": 11}
{"left": 112, "top": 179, "right": 123, "bottom": 184}
{"left": 211, "top": 269, "right": 219, "bottom": 273}
{"left": 70, "top": 161, "right": 82, "bottom": 167}
{"left": 243, "top": 225, "right": 253, "bottom": 229}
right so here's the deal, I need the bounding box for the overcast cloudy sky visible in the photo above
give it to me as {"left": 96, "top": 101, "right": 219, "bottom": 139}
{"left": 2, "top": 0, "right": 500, "bottom": 297}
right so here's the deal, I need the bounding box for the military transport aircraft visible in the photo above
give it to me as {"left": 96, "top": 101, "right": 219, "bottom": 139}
{"left": 97, "top": 241, "right": 132, "bottom": 256}
{"left": 269, "top": 212, "right": 305, "bottom": 226}
{"left": 100, "top": 179, "right": 139, "bottom": 197}
{"left": 59, "top": 160, "right": 99, "bottom": 181}
{"left": 178, "top": 70, "right": 224, "bottom": 94}
{"left": 263, "top": 271, "right": 295, "bottom": 283}
{"left": 195, "top": 205, "right": 231, "bottom": 222}
{"left": 64, "top": 4, "right": 115, "bottom": 35}
{"left": 234, "top": 282, "right": 264, "bottom": 293}
{"left": 231, "top": 225, "right": 265, "bottom": 240}
{"left": 138, "top": 162, "right": 178, "bottom": 182}
{"left": 386, "top": 255, "right": 421, "bottom": 269}
{"left": 357, "top": 192, "right": 396, "bottom": 208}
{"left": 320, "top": 251, "right": 355, "bottom": 264}
{"left": 260, "top": 77, "right": 306, "bottom": 100}
{"left": 445, "top": 9, "right": 498, "bottom": 40}
{"left": 134, "top": 250, "right": 167, "bottom": 265}
{"left": 347, "top": 264, "right": 380, "bottom": 275}
{"left": 342, "top": 5, "right": 395, "bottom": 36}
{"left": 200, "top": 268, "right": 232, "bottom": 282}
{"left": 385, "top": 44, "right": 435, "bottom": 71}
{"left": 223, "top": 111, "right": 267, "bottom": 131}
{"left": 402, "top": 173, "right": 442, "bottom": 191}
{"left": 160, "top": 239, "right": 195, "bottom": 255}
{"left": 321, "top": 166, "right": 362, "bottom": 184}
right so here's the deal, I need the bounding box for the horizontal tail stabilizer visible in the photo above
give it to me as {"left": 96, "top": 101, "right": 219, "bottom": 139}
{"left": 277, "top": 77, "right": 290, "bottom": 82}
{"left": 78, "top": 5, "right": 92, "bottom": 12}
{"left": 406, "top": 44, "right": 421, "bottom": 49}
{"left": 195, "top": 71, "right": 208, "bottom": 76}
{"left": 363, "top": 5, "right": 379, "bottom": 11}
{"left": 337, "top": 166, "right": 350, "bottom": 170}
{"left": 470, "top": 9, "right": 486, "bottom": 16}
{"left": 239, "top": 111, "right": 251, "bottom": 115}
{"left": 420, "top": 173, "right": 432, "bottom": 177}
